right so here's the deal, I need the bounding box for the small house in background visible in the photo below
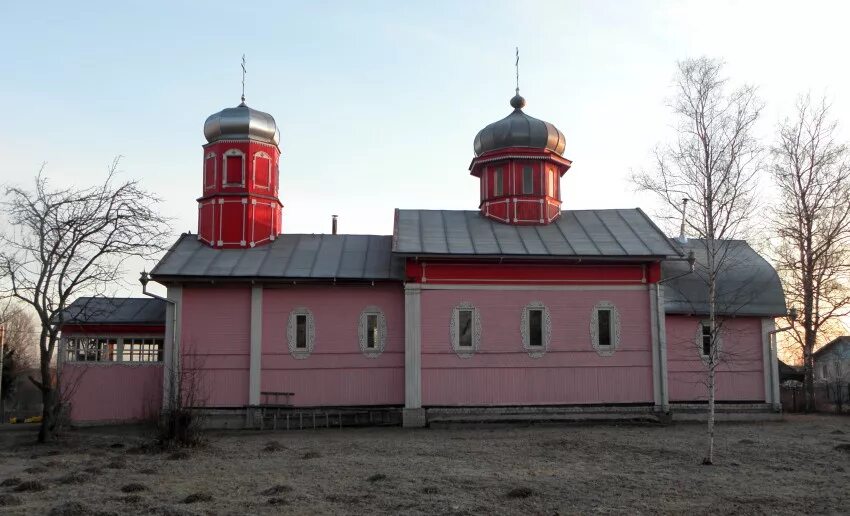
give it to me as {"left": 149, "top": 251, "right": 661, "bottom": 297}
{"left": 59, "top": 297, "right": 166, "bottom": 424}
{"left": 814, "top": 336, "right": 850, "bottom": 382}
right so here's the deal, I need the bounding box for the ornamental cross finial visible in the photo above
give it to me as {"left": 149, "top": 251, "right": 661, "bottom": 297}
{"left": 515, "top": 46, "right": 520, "bottom": 94}
{"left": 241, "top": 54, "right": 247, "bottom": 103}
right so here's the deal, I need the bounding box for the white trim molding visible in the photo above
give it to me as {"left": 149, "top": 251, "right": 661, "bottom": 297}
{"left": 696, "top": 320, "right": 722, "bottom": 364}
{"left": 249, "top": 286, "right": 263, "bottom": 405}
{"left": 162, "top": 285, "right": 182, "bottom": 412}
{"left": 520, "top": 301, "right": 551, "bottom": 358}
{"left": 449, "top": 302, "right": 481, "bottom": 358}
{"left": 404, "top": 284, "right": 422, "bottom": 411}
{"left": 358, "top": 305, "right": 387, "bottom": 358}
{"left": 287, "top": 307, "right": 315, "bottom": 359}
{"left": 222, "top": 148, "right": 246, "bottom": 187}
{"left": 252, "top": 151, "right": 272, "bottom": 190}
{"left": 590, "top": 300, "right": 621, "bottom": 357}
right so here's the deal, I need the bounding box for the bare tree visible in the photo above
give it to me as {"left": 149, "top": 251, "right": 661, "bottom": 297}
{"left": 0, "top": 301, "right": 38, "bottom": 419}
{"left": 770, "top": 95, "right": 850, "bottom": 412}
{"left": 0, "top": 158, "right": 170, "bottom": 442}
{"left": 634, "top": 57, "right": 763, "bottom": 464}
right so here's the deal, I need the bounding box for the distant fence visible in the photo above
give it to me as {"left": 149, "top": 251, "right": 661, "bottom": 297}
{"left": 781, "top": 381, "right": 850, "bottom": 413}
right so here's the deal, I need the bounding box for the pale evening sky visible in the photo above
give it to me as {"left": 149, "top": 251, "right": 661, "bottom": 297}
{"left": 1, "top": 0, "right": 849, "bottom": 299}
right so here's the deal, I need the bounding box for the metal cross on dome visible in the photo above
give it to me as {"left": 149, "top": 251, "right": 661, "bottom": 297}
{"left": 515, "top": 46, "right": 520, "bottom": 94}
{"left": 241, "top": 54, "right": 247, "bottom": 103}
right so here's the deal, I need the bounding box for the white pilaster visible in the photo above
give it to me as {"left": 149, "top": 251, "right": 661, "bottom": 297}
{"left": 761, "top": 317, "right": 779, "bottom": 410}
{"left": 656, "top": 285, "right": 669, "bottom": 412}
{"left": 649, "top": 285, "right": 662, "bottom": 409}
{"left": 162, "top": 285, "right": 183, "bottom": 411}
{"left": 249, "top": 285, "right": 263, "bottom": 406}
{"left": 403, "top": 283, "right": 425, "bottom": 427}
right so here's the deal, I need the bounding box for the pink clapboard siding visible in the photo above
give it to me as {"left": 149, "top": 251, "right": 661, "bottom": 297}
{"left": 182, "top": 287, "right": 251, "bottom": 407}
{"left": 261, "top": 284, "right": 405, "bottom": 407}
{"left": 64, "top": 363, "right": 162, "bottom": 423}
{"left": 420, "top": 288, "right": 654, "bottom": 406}
{"left": 666, "top": 315, "right": 765, "bottom": 402}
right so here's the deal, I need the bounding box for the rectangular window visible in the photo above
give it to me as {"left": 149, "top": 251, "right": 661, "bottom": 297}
{"left": 458, "top": 310, "right": 473, "bottom": 347}
{"left": 522, "top": 165, "right": 534, "bottom": 194}
{"left": 598, "top": 310, "right": 612, "bottom": 347}
{"left": 529, "top": 309, "right": 543, "bottom": 347}
{"left": 66, "top": 337, "right": 117, "bottom": 362}
{"left": 366, "top": 314, "right": 378, "bottom": 349}
{"left": 225, "top": 154, "right": 244, "bottom": 185}
{"left": 547, "top": 168, "right": 555, "bottom": 196}
{"left": 296, "top": 315, "right": 307, "bottom": 349}
{"left": 822, "top": 364, "right": 829, "bottom": 379}
{"left": 494, "top": 168, "right": 503, "bottom": 196}
{"left": 123, "top": 338, "right": 164, "bottom": 362}
{"left": 701, "top": 323, "right": 712, "bottom": 356}
{"left": 204, "top": 154, "right": 216, "bottom": 189}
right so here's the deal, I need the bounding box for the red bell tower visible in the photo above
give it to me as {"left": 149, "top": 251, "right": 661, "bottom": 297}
{"left": 469, "top": 91, "right": 572, "bottom": 225}
{"left": 197, "top": 100, "right": 282, "bottom": 248}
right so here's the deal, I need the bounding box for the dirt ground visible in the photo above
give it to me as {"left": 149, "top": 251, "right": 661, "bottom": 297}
{"left": 0, "top": 414, "right": 848, "bottom": 515}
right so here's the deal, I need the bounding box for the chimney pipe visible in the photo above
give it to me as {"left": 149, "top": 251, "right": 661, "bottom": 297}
{"left": 332, "top": 215, "right": 338, "bottom": 235}
{"left": 678, "top": 198, "right": 689, "bottom": 243}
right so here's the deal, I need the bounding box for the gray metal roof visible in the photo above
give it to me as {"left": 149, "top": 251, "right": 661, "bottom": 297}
{"left": 150, "top": 233, "right": 404, "bottom": 281}
{"left": 392, "top": 209, "right": 682, "bottom": 258}
{"left": 662, "top": 239, "right": 786, "bottom": 317}
{"left": 62, "top": 297, "right": 166, "bottom": 326}
{"left": 473, "top": 93, "right": 566, "bottom": 157}
{"left": 204, "top": 101, "right": 279, "bottom": 145}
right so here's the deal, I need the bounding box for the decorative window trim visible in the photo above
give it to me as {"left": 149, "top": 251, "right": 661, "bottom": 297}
{"left": 287, "top": 308, "right": 315, "bottom": 359}
{"left": 450, "top": 302, "right": 481, "bottom": 358}
{"left": 494, "top": 167, "right": 503, "bottom": 197}
{"left": 522, "top": 165, "right": 534, "bottom": 194}
{"left": 590, "top": 301, "right": 620, "bottom": 357}
{"left": 695, "top": 320, "right": 722, "bottom": 362}
{"left": 520, "top": 301, "right": 551, "bottom": 358}
{"left": 358, "top": 306, "right": 387, "bottom": 358}
{"left": 204, "top": 152, "right": 217, "bottom": 190}
{"left": 222, "top": 148, "right": 246, "bottom": 187}
{"left": 252, "top": 151, "right": 272, "bottom": 189}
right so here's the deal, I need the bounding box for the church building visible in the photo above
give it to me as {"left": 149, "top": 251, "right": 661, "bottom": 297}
{"left": 59, "top": 85, "right": 787, "bottom": 427}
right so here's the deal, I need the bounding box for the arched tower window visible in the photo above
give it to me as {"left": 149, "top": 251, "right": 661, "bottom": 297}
{"left": 253, "top": 151, "right": 272, "bottom": 190}
{"left": 204, "top": 152, "right": 217, "bottom": 190}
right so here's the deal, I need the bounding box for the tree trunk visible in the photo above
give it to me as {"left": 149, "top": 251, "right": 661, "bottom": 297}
{"left": 705, "top": 362, "right": 716, "bottom": 464}
{"left": 37, "top": 334, "right": 54, "bottom": 443}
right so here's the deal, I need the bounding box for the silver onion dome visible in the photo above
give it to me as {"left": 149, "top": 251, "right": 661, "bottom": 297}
{"left": 473, "top": 92, "right": 565, "bottom": 157}
{"left": 203, "top": 102, "right": 280, "bottom": 145}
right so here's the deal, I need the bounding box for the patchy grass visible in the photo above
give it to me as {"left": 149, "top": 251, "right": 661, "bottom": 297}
{"left": 263, "top": 440, "right": 285, "bottom": 452}
{"left": 505, "top": 486, "right": 534, "bottom": 499}
{"left": 0, "top": 494, "right": 23, "bottom": 507}
{"left": 167, "top": 450, "right": 190, "bottom": 461}
{"left": 182, "top": 492, "right": 212, "bottom": 504}
{"left": 120, "top": 483, "right": 148, "bottom": 493}
{"left": 1, "top": 414, "right": 849, "bottom": 514}
{"left": 13, "top": 479, "right": 46, "bottom": 492}
{"left": 48, "top": 501, "right": 90, "bottom": 516}
{"left": 260, "top": 484, "right": 292, "bottom": 496}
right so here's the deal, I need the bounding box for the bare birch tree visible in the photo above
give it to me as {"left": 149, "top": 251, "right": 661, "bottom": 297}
{"left": 770, "top": 95, "right": 850, "bottom": 412}
{"left": 0, "top": 158, "right": 170, "bottom": 442}
{"left": 634, "top": 57, "right": 763, "bottom": 464}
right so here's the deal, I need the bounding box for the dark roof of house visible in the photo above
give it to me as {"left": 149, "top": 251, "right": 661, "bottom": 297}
{"left": 662, "top": 239, "right": 786, "bottom": 317}
{"left": 61, "top": 297, "right": 166, "bottom": 326}
{"left": 392, "top": 209, "right": 682, "bottom": 258}
{"left": 778, "top": 360, "right": 805, "bottom": 381}
{"left": 813, "top": 336, "right": 850, "bottom": 358}
{"left": 150, "top": 233, "right": 404, "bottom": 281}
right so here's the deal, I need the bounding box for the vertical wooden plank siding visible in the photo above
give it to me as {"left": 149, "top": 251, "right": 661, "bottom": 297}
{"left": 419, "top": 288, "right": 654, "bottom": 406}
{"left": 64, "top": 363, "right": 163, "bottom": 423}
{"left": 181, "top": 287, "right": 252, "bottom": 407}
{"left": 665, "top": 316, "right": 766, "bottom": 402}
{"left": 260, "top": 284, "right": 405, "bottom": 407}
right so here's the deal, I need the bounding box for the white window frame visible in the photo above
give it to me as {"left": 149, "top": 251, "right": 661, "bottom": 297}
{"left": 222, "top": 148, "right": 246, "bottom": 187}
{"left": 204, "top": 152, "right": 217, "bottom": 190}
{"left": 450, "top": 302, "right": 481, "bottom": 358}
{"left": 521, "top": 301, "right": 550, "bottom": 358}
{"left": 358, "top": 306, "right": 387, "bottom": 358}
{"left": 252, "top": 151, "right": 272, "bottom": 189}
{"left": 590, "top": 301, "right": 620, "bottom": 357}
{"left": 287, "top": 308, "right": 315, "bottom": 359}
{"left": 61, "top": 335, "right": 164, "bottom": 365}
{"left": 696, "top": 321, "right": 722, "bottom": 362}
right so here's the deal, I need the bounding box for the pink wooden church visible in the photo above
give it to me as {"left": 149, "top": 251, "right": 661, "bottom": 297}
{"left": 60, "top": 86, "right": 787, "bottom": 427}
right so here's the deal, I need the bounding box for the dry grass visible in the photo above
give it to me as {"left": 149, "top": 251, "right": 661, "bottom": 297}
{"left": 0, "top": 414, "right": 848, "bottom": 514}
